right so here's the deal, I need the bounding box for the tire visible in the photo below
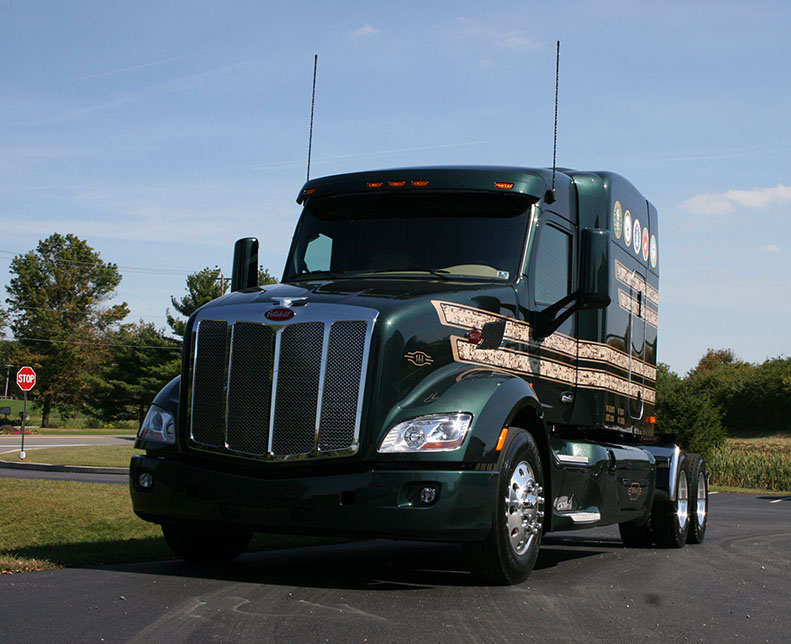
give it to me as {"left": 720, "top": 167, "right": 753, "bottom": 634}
{"left": 618, "top": 515, "right": 652, "bottom": 548}
{"left": 685, "top": 454, "right": 708, "bottom": 544}
{"left": 651, "top": 456, "right": 691, "bottom": 548}
{"left": 465, "top": 429, "right": 545, "bottom": 585}
{"left": 162, "top": 523, "right": 253, "bottom": 564}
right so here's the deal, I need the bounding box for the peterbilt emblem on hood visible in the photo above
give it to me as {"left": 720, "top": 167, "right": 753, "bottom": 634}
{"left": 265, "top": 308, "right": 295, "bottom": 321}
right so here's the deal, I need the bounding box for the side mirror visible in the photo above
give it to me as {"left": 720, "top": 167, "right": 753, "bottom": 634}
{"left": 231, "top": 237, "right": 259, "bottom": 292}
{"left": 579, "top": 228, "right": 610, "bottom": 309}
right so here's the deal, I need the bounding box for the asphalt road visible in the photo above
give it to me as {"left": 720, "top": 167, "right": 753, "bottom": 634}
{"left": 0, "top": 492, "right": 788, "bottom": 643}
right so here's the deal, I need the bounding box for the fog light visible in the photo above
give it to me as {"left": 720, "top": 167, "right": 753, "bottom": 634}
{"left": 137, "top": 471, "right": 154, "bottom": 489}
{"left": 419, "top": 485, "right": 438, "bottom": 505}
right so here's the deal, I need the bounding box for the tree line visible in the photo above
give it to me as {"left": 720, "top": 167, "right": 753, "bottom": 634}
{"left": 656, "top": 348, "right": 791, "bottom": 458}
{"left": 0, "top": 233, "right": 276, "bottom": 427}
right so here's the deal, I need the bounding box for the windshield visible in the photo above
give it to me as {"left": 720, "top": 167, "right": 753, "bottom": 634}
{"left": 284, "top": 193, "right": 533, "bottom": 282}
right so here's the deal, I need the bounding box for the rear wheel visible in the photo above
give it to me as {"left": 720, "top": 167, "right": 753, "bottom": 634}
{"left": 465, "top": 429, "right": 545, "bottom": 585}
{"left": 651, "top": 458, "right": 690, "bottom": 548}
{"left": 685, "top": 454, "right": 709, "bottom": 544}
{"left": 162, "top": 523, "right": 253, "bottom": 564}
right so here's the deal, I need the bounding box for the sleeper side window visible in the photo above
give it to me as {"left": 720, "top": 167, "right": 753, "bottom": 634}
{"left": 534, "top": 224, "right": 571, "bottom": 305}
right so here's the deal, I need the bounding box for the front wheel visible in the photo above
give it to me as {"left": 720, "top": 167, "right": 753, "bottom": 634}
{"left": 465, "top": 429, "right": 545, "bottom": 585}
{"left": 162, "top": 523, "right": 253, "bottom": 564}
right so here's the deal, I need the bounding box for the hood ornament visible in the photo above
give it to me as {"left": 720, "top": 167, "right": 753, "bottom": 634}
{"left": 271, "top": 296, "right": 308, "bottom": 308}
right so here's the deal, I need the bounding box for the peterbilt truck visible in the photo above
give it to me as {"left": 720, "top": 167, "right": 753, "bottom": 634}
{"left": 130, "top": 166, "right": 709, "bottom": 584}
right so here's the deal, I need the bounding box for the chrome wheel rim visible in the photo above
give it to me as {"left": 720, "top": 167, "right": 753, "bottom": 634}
{"left": 677, "top": 470, "right": 689, "bottom": 531}
{"left": 505, "top": 461, "right": 544, "bottom": 556}
{"left": 695, "top": 472, "right": 707, "bottom": 529}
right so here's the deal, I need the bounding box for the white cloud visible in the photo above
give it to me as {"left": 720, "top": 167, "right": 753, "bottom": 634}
{"left": 681, "top": 184, "right": 791, "bottom": 215}
{"left": 351, "top": 24, "right": 379, "bottom": 38}
{"left": 763, "top": 244, "right": 781, "bottom": 253}
{"left": 496, "top": 33, "right": 539, "bottom": 50}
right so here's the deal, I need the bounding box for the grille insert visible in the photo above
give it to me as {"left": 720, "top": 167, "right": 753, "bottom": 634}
{"left": 189, "top": 314, "right": 371, "bottom": 460}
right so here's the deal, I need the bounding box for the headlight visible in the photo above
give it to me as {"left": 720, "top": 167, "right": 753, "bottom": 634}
{"left": 378, "top": 413, "right": 472, "bottom": 453}
{"left": 138, "top": 405, "right": 176, "bottom": 445}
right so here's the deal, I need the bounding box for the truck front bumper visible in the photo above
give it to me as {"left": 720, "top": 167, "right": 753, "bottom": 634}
{"left": 129, "top": 455, "right": 498, "bottom": 542}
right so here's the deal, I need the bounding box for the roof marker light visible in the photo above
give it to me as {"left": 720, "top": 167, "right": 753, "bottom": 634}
{"left": 412, "top": 180, "right": 430, "bottom": 187}
{"left": 389, "top": 180, "right": 406, "bottom": 187}
{"left": 367, "top": 181, "right": 384, "bottom": 188}
{"left": 304, "top": 188, "right": 316, "bottom": 195}
{"left": 495, "top": 182, "right": 514, "bottom": 190}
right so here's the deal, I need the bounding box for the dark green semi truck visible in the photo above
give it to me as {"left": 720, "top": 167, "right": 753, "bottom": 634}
{"left": 130, "top": 166, "right": 708, "bottom": 584}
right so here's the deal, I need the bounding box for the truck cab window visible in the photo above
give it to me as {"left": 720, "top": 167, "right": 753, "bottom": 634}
{"left": 534, "top": 224, "right": 571, "bottom": 304}
{"left": 303, "top": 233, "right": 332, "bottom": 272}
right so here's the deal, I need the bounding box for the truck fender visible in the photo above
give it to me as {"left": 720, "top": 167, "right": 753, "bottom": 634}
{"left": 152, "top": 376, "right": 180, "bottom": 418}
{"left": 385, "top": 363, "right": 544, "bottom": 464}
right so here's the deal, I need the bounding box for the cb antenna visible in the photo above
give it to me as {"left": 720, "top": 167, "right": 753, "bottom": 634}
{"left": 547, "top": 40, "right": 560, "bottom": 204}
{"left": 306, "top": 54, "right": 318, "bottom": 182}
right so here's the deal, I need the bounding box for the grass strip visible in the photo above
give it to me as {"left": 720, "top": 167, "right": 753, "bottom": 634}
{"left": 0, "top": 445, "right": 139, "bottom": 468}
{"left": 0, "top": 479, "right": 341, "bottom": 574}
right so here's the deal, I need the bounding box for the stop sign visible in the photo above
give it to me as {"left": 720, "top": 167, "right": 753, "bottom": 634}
{"left": 16, "top": 366, "right": 36, "bottom": 392}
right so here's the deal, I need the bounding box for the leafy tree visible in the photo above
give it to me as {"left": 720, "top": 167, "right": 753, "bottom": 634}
{"left": 655, "top": 362, "right": 725, "bottom": 459}
{"left": 86, "top": 322, "right": 181, "bottom": 424}
{"left": 167, "top": 265, "right": 279, "bottom": 337}
{"left": 4, "top": 233, "right": 128, "bottom": 426}
{"left": 166, "top": 267, "right": 227, "bottom": 337}
{"left": 258, "top": 266, "right": 278, "bottom": 286}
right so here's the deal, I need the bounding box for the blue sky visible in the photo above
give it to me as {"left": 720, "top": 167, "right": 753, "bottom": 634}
{"left": 1, "top": 0, "right": 789, "bottom": 375}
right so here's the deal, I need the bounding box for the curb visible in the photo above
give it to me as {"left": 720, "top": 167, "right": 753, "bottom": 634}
{"left": 0, "top": 460, "right": 128, "bottom": 476}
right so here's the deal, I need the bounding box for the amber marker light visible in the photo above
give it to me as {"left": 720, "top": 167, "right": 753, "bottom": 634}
{"left": 304, "top": 188, "right": 316, "bottom": 196}
{"left": 367, "top": 181, "right": 384, "bottom": 188}
{"left": 389, "top": 180, "right": 406, "bottom": 187}
{"left": 412, "top": 180, "right": 430, "bottom": 187}
{"left": 495, "top": 182, "right": 514, "bottom": 190}
{"left": 495, "top": 427, "right": 509, "bottom": 451}
{"left": 647, "top": 416, "right": 657, "bottom": 424}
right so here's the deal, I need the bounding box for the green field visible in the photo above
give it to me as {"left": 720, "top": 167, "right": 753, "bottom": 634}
{"left": 0, "top": 478, "right": 341, "bottom": 574}
{"left": 709, "top": 434, "right": 791, "bottom": 493}
{"left": 0, "top": 445, "right": 139, "bottom": 468}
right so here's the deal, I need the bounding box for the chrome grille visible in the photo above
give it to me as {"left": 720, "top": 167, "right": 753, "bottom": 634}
{"left": 319, "top": 321, "right": 368, "bottom": 451}
{"left": 189, "top": 311, "right": 373, "bottom": 460}
{"left": 191, "top": 320, "right": 228, "bottom": 447}
{"left": 271, "top": 322, "right": 324, "bottom": 455}
{"left": 226, "top": 322, "right": 274, "bottom": 455}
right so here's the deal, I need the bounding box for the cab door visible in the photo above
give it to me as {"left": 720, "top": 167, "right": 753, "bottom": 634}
{"left": 519, "top": 210, "right": 578, "bottom": 425}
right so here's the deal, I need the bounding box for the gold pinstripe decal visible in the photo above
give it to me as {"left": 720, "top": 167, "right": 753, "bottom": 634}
{"left": 433, "top": 300, "right": 656, "bottom": 403}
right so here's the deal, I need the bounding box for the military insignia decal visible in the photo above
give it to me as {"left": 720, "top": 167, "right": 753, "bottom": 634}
{"left": 613, "top": 201, "right": 623, "bottom": 239}
{"left": 624, "top": 210, "right": 632, "bottom": 246}
{"left": 650, "top": 235, "right": 658, "bottom": 268}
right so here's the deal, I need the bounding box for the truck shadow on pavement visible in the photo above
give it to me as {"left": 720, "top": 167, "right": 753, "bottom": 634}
{"left": 97, "top": 535, "right": 625, "bottom": 590}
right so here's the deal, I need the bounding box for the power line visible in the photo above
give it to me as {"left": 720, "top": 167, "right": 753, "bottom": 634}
{"left": 0, "top": 249, "right": 195, "bottom": 276}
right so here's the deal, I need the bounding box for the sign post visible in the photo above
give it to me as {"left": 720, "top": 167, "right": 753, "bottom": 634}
{"left": 16, "top": 367, "right": 36, "bottom": 460}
